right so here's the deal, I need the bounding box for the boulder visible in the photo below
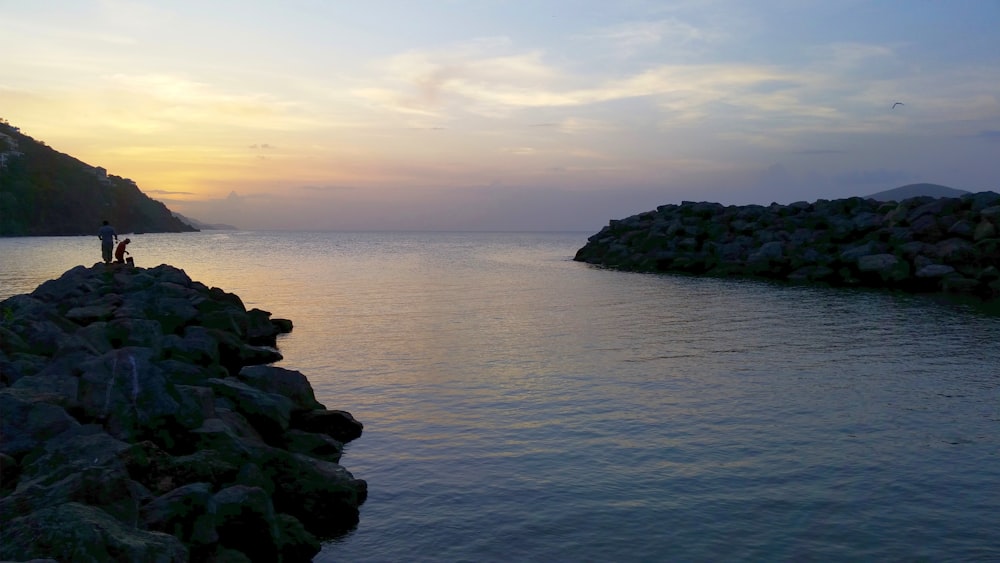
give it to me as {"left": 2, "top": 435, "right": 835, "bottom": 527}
{"left": 4, "top": 426, "right": 142, "bottom": 528}
{"left": 0, "top": 502, "right": 188, "bottom": 563}
{"left": 276, "top": 513, "right": 322, "bottom": 562}
{"left": 283, "top": 429, "right": 344, "bottom": 463}
{"left": 291, "top": 409, "right": 364, "bottom": 443}
{"left": 75, "top": 348, "right": 191, "bottom": 445}
{"left": 0, "top": 452, "right": 18, "bottom": 491}
{"left": 238, "top": 365, "right": 326, "bottom": 412}
{"left": 7, "top": 370, "right": 80, "bottom": 411}
{"left": 207, "top": 378, "right": 294, "bottom": 444}
{"left": 916, "top": 264, "right": 956, "bottom": 278}
{"left": 213, "top": 485, "right": 281, "bottom": 562}
{"left": 261, "top": 450, "right": 368, "bottom": 535}
{"left": 857, "top": 254, "right": 911, "bottom": 283}
{"left": 140, "top": 482, "right": 219, "bottom": 547}
{"left": 246, "top": 308, "right": 279, "bottom": 346}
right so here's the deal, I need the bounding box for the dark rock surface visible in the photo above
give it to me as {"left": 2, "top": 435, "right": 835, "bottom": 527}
{"left": 0, "top": 263, "right": 366, "bottom": 562}
{"left": 574, "top": 192, "right": 1000, "bottom": 299}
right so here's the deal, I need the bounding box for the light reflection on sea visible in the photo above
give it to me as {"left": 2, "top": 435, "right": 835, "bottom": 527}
{"left": 2, "top": 231, "right": 999, "bottom": 562}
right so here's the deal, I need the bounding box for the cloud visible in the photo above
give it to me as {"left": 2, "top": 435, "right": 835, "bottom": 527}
{"left": 102, "top": 74, "right": 299, "bottom": 123}
{"left": 975, "top": 130, "right": 1000, "bottom": 142}
{"left": 792, "top": 149, "right": 848, "bottom": 155}
{"left": 361, "top": 38, "right": 979, "bottom": 139}
{"left": 501, "top": 147, "right": 537, "bottom": 155}
{"left": 360, "top": 38, "right": 817, "bottom": 123}
{"left": 586, "top": 18, "right": 716, "bottom": 57}
{"left": 296, "top": 185, "right": 357, "bottom": 192}
{"left": 815, "top": 42, "right": 896, "bottom": 69}
{"left": 556, "top": 117, "right": 617, "bottom": 134}
{"left": 145, "top": 188, "right": 197, "bottom": 196}
{"left": 355, "top": 45, "right": 566, "bottom": 117}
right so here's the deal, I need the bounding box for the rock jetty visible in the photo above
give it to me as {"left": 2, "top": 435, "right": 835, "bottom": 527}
{"left": 0, "top": 264, "right": 366, "bottom": 562}
{"left": 574, "top": 192, "right": 1000, "bottom": 299}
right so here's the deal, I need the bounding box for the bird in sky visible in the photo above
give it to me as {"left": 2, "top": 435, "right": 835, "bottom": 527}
{"left": 892, "top": 102, "right": 904, "bottom": 109}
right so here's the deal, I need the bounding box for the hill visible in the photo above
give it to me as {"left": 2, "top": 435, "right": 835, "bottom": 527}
{"left": 866, "top": 183, "right": 970, "bottom": 201}
{"left": 172, "top": 211, "right": 238, "bottom": 231}
{"left": 0, "top": 120, "right": 197, "bottom": 236}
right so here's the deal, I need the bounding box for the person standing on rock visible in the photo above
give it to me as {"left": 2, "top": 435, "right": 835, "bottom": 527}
{"left": 98, "top": 220, "right": 118, "bottom": 264}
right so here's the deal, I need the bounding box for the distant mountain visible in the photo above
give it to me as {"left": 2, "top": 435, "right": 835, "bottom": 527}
{"left": 0, "top": 120, "right": 197, "bottom": 236}
{"left": 866, "top": 183, "right": 970, "bottom": 201}
{"left": 172, "top": 212, "right": 237, "bottom": 231}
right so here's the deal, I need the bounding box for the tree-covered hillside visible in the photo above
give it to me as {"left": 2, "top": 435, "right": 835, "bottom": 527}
{"left": 0, "top": 120, "right": 197, "bottom": 236}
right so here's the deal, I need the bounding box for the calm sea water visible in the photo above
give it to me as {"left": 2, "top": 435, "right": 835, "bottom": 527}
{"left": 2, "top": 231, "right": 999, "bottom": 562}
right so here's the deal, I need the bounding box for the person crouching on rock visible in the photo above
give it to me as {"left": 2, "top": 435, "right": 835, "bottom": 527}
{"left": 115, "top": 238, "right": 131, "bottom": 264}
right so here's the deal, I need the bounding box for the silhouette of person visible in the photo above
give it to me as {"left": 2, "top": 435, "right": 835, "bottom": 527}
{"left": 115, "top": 238, "right": 131, "bottom": 263}
{"left": 98, "top": 220, "right": 118, "bottom": 264}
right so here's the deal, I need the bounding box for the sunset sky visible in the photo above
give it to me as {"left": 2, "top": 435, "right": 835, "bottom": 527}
{"left": 2, "top": 0, "right": 998, "bottom": 231}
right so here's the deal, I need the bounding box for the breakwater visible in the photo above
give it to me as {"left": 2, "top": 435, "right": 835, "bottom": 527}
{"left": 0, "top": 264, "right": 366, "bottom": 562}
{"left": 575, "top": 192, "right": 1000, "bottom": 298}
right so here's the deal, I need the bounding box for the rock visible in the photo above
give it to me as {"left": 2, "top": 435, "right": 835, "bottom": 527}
{"left": 207, "top": 378, "right": 294, "bottom": 444}
{"left": 75, "top": 348, "right": 190, "bottom": 445}
{"left": 233, "top": 461, "right": 272, "bottom": 492}
{"left": 974, "top": 220, "right": 997, "bottom": 241}
{"left": 0, "top": 452, "right": 18, "bottom": 490}
{"left": 271, "top": 318, "right": 294, "bottom": 334}
{"left": 916, "top": 264, "right": 956, "bottom": 278}
{"left": 0, "top": 264, "right": 367, "bottom": 560}
{"left": 104, "top": 318, "right": 165, "bottom": 352}
{"left": 0, "top": 390, "right": 79, "bottom": 460}
{"left": 291, "top": 409, "right": 364, "bottom": 443}
{"left": 261, "top": 450, "right": 368, "bottom": 535}
{"left": 65, "top": 303, "right": 117, "bottom": 324}
{"left": 213, "top": 485, "right": 281, "bottom": 562}
{"left": 283, "top": 429, "right": 344, "bottom": 463}
{"left": 7, "top": 370, "right": 79, "bottom": 410}
{"left": 276, "top": 513, "right": 322, "bottom": 563}
{"left": 857, "top": 254, "right": 910, "bottom": 283}
{"left": 246, "top": 308, "right": 279, "bottom": 346}
{"left": 1, "top": 434, "right": 155, "bottom": 559}
{"left": 942, "top": 276, "right": 982, "bottom": 294}
{"left": 574, "top": 192, "right": 1000, "bottom": 300}
{"left": 211, "top": 329, "right": 283, "bottom": 375}
{"left": 140, "top": 482, "right": 219, "bottom": 547}
{"left": 0, "top": 502, "right": 188, "bottom": 563}
{"left": 163, "top": 325, "right": 222, "bottom": 368}
{"left": 240, "top": 345, "right": 283, "bottom": 366}
{"left": 750, "top": 240, "right": 784, "bottom": 261}
{"left": 121, "top": 440, "right": 244, "bottom": 495}
{"left": 237, "top": 365, "right": 326, "bottom": 412}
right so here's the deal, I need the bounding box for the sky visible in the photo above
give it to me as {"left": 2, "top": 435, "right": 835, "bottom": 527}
{"left": 2, "top": 0, "right": 999, "bottom": 231}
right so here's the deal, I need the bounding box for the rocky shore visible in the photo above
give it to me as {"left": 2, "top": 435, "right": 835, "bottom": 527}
{"left": 0, "top": 264, "right": 366, "bottom": 562}
{"left": 574, "top": 192, "right": 1000, "bottom": 299}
